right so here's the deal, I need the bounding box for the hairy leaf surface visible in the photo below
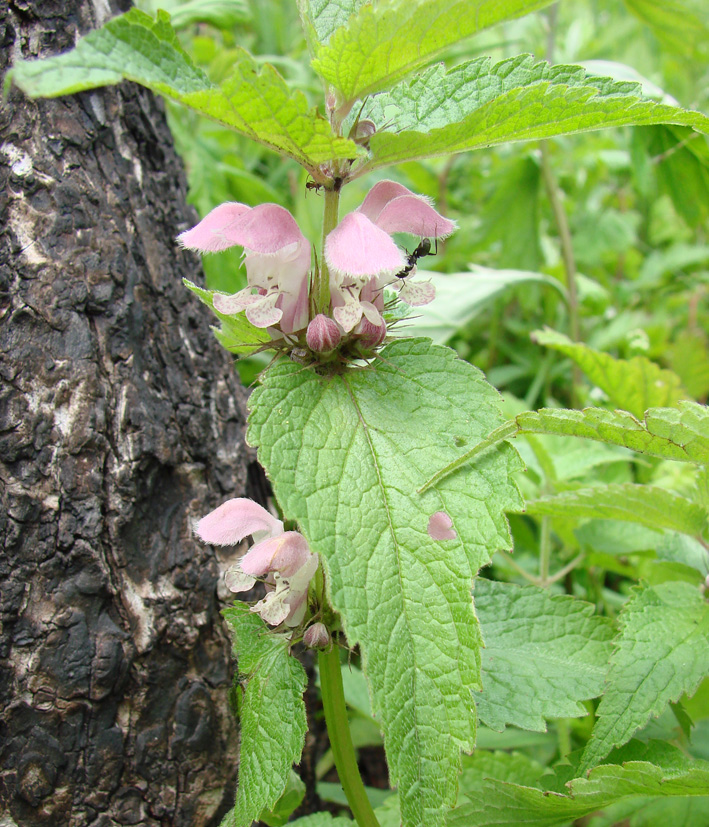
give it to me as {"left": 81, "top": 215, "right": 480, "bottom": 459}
{"left": 533, "top": 329, "right": 687, "bottom": 418}
{"left": 312, "top": 0, "right": 556, "bottom": 103}
{"left": 421, "top": 403, "right": 709, "bottom": 494}
{"left": 526, "top": 484, "right": 708, "bottom": 538}
{"left": 11, "top": 9, "right": 359, "bottom": 167}
{"left": 248, "top": 339, "right": 523, "bottom": 827}
{"left": 363, "top": 56, "right": 709, "bottom": 167}
{"left": 475, "top": 580, "right": 614, "bottom": 731}
{"left": 221, "top": 605, "right": 308, "bottom": 827}
{"left": 580, "top": 582, "right": 709, "bottom": 772}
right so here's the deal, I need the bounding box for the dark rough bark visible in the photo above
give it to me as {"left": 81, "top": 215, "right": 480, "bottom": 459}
{"left": 0, "top": 2, "right": 253, "bottom": 824}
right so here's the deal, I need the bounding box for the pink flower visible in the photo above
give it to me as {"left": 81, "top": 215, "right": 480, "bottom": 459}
{"left": 178, "top": 181, "right": 455, "bottom": 342}
{"left": 178, "top": 203, "right": 310, "bottom": 334}
{"left": 325, "top": 181, "right": 456, "bottom": 329}
{"left": 195, "top": 498, "right": 318, "bottom": 627}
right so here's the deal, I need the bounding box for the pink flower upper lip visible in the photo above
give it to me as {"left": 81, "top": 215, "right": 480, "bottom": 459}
{"left": 177, "top": 203, "right": 311, "bottom": 334}
{"left": 177, "top": 180, "right": 456, "bottom": 338}
{"left": 195, "top": 497, "right": 318, "bottom": 627}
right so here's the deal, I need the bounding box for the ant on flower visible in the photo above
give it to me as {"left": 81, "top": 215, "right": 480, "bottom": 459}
{"left": 395, "top": 237, "right": 437, "bottom": 279}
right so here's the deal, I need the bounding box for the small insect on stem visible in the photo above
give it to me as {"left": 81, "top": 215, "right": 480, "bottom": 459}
{"left": 305, "top": 178, "right": 324, "bottom": 195}
{"left": 395, "top": 237, "right": 437, "bottom": 279}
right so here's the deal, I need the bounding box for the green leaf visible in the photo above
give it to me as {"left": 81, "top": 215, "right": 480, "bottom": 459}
{"left": 183, "top": 280, "right": 271, "bottom": 353}
{"left": 259, "top": 771, "right": 305, "bottom": 827}
{"left": 362, "top": 56, "right": 709, "bottom": 168}
{"left": 289, "top": 815, "right": 353, "bottom": 826}
{"left": 625, "top": 0, "right": 709, "bottom": 61}
{"left": 221, "top": 605, "right": 308, "bottom": 827}
{"left": 11, "top": 9, "right": 360, "bottom": 168}
{"left": 420, "top": 403, "right": 709, "bottom": 494}
{"left": 580, "top": 582, "right": 709, "bottom": 772}
{"left": 447, "top": 742, "right": 709, "bottom": 826}
{"left": 297, "top": 0, "right": 368, "bottom": 48}
{"left": 312, "top": 0, "right": 556, "bottom": 103}
{"left": 475, "top": 580, "right": 614, "bottom": 732}
{"left": 526, "top": 484, "right": 708, "bottom": 538}
{"left": 167, "top": 0, "right": 251, "bottom": 30}
{"left": 408, "top": 267, "right": 565, "bottom": 345}
{"left": 247, "top": 339, "right": 523, "bottom": 827}
{"left": 533, "top": 329, "right": 687, "bottom": 419}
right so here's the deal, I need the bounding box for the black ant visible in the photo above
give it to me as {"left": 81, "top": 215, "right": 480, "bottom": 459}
{"left": 395, "top": 237, "right": 437, "bottom": 279}
{"left": 305, "top": 178, "right": 323, "bottom": 194}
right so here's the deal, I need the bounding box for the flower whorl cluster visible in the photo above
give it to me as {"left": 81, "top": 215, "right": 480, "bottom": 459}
{"left": 195, "top": 498, "right": 318, "bottom": 628}
{"left": 178, "top": 181, "right": 455, "bottom": 363}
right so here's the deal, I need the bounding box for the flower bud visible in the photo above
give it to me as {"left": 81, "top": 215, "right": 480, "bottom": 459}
{"left": 303, "top": 622, "right": 330, "bottom": 649}
{"left": 306, "top": 314, "right": 342, "bottom": 353}
{"left": 356, "top": 316, "right": 387, "bottom": 349}
{"left": 353, "top": 119, "right": 377, "bottom": 147}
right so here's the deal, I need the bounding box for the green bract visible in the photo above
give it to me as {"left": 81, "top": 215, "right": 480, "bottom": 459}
{"left": 248, "top": 339, "right": 523, "bottom": 827}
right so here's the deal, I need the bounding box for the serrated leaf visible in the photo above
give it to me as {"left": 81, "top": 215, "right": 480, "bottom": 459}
{"left": 247, "top": 339, "right": 523, "bottom": 827}
{"left": 580, "top": 582, "right": 709, "bottom": 772}
{"left": 362, "top": 56, "right": 709, "bottom": 168}
{"left": 11, "top": 9, "right": 360, "bottom": 168}
{"left": 221, "top": 605, "right": 308, "bottom": 827}
{"left": 526, "top": 484, "right": 708, "bottom": 538}
{"left": 533, "top": 329, "right": 687, "bottom": 419}
{"left": 420, "top": 403, "right": 709, "bottom": 494}
{"left": 475, "top": 580, "right": 614, "bottom": 732}
{"left": 447, "top": 742, "right": 709, "bottom": 826}
{"left": 312, "top": 0, "right": 556, "bottom": 103}
{"left": 183, "top": 279, "right": 271, "bottom": 353}
{"left": 298, "top": 0, "right": 367, "bottom": 47}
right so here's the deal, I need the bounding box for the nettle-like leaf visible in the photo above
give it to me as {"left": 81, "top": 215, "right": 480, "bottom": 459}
{"left": 297, "top": 0, "right": 368, "bottom": 49}
{"left": 475, "top": 580, "right": 614, "bottom": 732}
{"left": 312, "top": 0, "right": 556, "bottom": 104}
{"left": 447, "top": 742, "right": 709, "bottom": 826}
{"left": 580, "top": 582, "right": 709, "bottom": 773}
{"left": 248, "top": 339, "right": 523, "bottom": 827}
{"left": 421, "top": 403, "right": 709, "bottom": 493}
{"left": 362, "top": 56, "right": 709, "bottom": 168}
{"left": 183, "top": 280, "right": 271, "bottom": 353}
{"left": 526, "top": 484, "right": 708, "bottom": 539}
{"left": 10, "top": 8, "right": 360, "bottom": 168}
{"left": 221, "top": 605, "right": 308, "bottom": 827}
{"left": 533, "top": 329, "right": 687, "bottom": 419}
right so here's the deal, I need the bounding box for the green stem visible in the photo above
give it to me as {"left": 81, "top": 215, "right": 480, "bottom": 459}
{"left": 539, "top": 515, "right": 552, "bottom": 587}
{"left": 540, "top": 142, "right": 582, "bottom": 408}
{"left": 317, "top": 187, "right": 340, "bottom": 314}
{"left": 318, "top": 644, "right": 380, "bottom": 827}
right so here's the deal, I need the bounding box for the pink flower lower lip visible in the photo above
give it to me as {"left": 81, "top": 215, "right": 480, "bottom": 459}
{"left": 195, "top": 497, "right": 318, "bottom": 628}
{"left": 178, "top": 181, "right": 455, "bottom": 356}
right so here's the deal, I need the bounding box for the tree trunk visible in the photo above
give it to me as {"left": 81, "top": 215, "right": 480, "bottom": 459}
{"left": 0, "top": 2, "right": 251, "bottom": 824}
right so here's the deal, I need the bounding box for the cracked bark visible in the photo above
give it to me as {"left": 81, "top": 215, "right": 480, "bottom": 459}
{"left": 0, "top": 1, "right": 253, "bottom": 824}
